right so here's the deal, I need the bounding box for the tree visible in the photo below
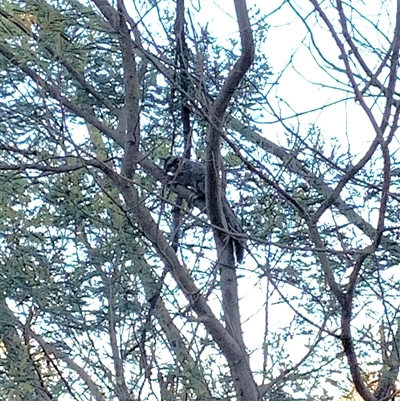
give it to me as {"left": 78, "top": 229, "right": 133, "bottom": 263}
{"left": 0, "top": 0, "right": 399, "bottom": 400}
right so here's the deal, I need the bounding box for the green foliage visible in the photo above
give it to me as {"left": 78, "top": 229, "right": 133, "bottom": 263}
{"left": 0, "top": 0, "right": 398, "bottom": 400}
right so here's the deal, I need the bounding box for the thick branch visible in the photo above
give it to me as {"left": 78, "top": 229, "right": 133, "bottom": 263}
{"left": 117, "top": 0, "right": 141, "bottom": 178}
{"left": 341, "top": 295, "right": 376, "bottom": 401}
{"left": 204, "top": 1, "right": 257, "bottom": 400}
